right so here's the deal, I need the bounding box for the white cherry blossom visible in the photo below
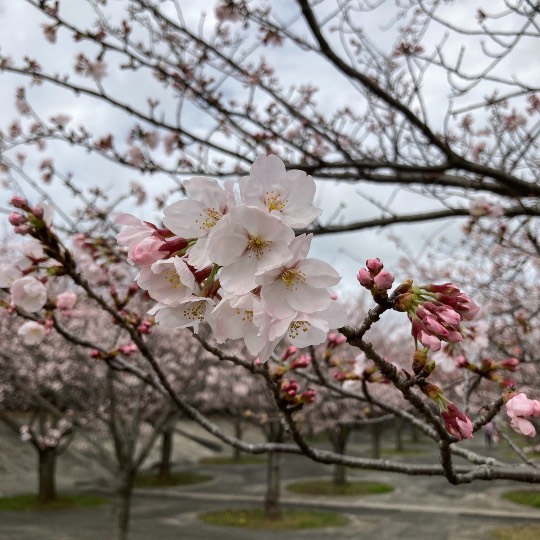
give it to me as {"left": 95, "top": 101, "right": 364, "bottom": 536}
{"left": 207, "top": 205, "right": 295, "bottom": 295}
{"left": 163, "top": 177, "right": 235, "bottom": 238}
{"left": 18, "top": 321, "right": 46, "bottom": 345}
{"left": 11, "top": 276, "right": 48, "bottom": 312}
{"left": 239, "top": 155, "right": 322, "bottom": 227}
{"left": 136, "top": 257, "right": 197, "bottom": 304}
{"left": 149, "top": 296, "right": 215, "bottom": 333}
{"left": 115, "top": 213, "right": 156, "bottom": 260}
{"left": 208, "top": 293, "right": 267, "bottom": 355}
{"left": 257, "top": 234, "right": 341, "bottom": 318}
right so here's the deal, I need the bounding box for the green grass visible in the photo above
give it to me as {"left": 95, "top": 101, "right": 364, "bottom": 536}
{"left": 501, "top": 490, "right": 540, "bottom": 508}
{"left": 286, "top": 479, "right": 394, "bottom": 496}
{"left": 134, "top": 471, "right": 212, "bottom": 488}
{"left": 200, "top": 508, "right": 349, "bottom": 529}
{"left": 490, "top": 525, "right": 540, "bottom": 540}
{"left": 199, "top": 455, "right": 265, "bottom": 465}
{"left": 0, "top": 493, "right": 108, "bottom": 512}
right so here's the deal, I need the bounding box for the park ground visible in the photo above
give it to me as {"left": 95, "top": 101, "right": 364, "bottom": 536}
{"left": 1, "top": 420, "right": 540, "bottom": 539}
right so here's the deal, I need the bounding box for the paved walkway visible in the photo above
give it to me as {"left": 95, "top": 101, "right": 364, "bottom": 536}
{"left": 1, "top": 422, "right": 540, "bottom": 539}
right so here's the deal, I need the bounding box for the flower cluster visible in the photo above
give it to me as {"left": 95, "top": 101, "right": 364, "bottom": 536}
{"left": 395, "top": 282, "right": 480, "bottom": 351}
{"left": 3, "top": 197, "right": 80, "bottom": 345}
{"left": 116, "top": 155, "right": 346, "bottom": 361}
{"left": 506, "top": 393, "right": 540, "bottom": 437}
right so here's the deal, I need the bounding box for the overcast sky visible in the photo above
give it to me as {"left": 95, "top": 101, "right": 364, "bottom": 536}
{"left": 0, "top": 0, "right": 537, "bottom": 293}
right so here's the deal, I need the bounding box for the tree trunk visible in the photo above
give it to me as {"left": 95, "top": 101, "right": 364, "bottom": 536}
{"left": 158, "top": 428, "right": 173, "bottom": 480}
{"left": 233, "top": 418, "right": 243, "bottom": 461}
{"left": 264, "top": 450, "right": 282, "bottom": 519}
{"left": 331, "top": 424, "right": 350, "bottom": 485}
{"left": 371, "top": 424, "right": 382, "bottom": 459}
{"left": 37, "top": 446, "right": 57, "bottom": 504}
{"left": 264, "top": 421, "right": 283, "bottom": 519}
{"left": 111, "top": 471, "right": 134, "bottom": 540}
{"left": 394, "top": 417, "right": 403, "bottom": 452}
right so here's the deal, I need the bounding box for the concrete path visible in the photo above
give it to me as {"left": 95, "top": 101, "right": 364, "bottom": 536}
{"left": 1, "top": 421, "right": 540, "bottom": 539}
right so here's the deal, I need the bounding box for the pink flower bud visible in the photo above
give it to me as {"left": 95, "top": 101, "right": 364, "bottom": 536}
{"left": 90, "top": 349, "right": 101, "bottom": 358}
{"left": 130, "top": 236, "right": 167, "bottom": 266}
{"left": 417, "top": 331, "right": 441, "bottom": 351}
{"left": 301, "top": 389, "right": 316, "bottom": 403}
{"left": 9, "top": 212, "right": 25, "bottom": 226}
{"left": 436, "top": 306, "right": 461, "bottom": 326}
{"left": 456, "top": 356, "right": 469, "bottom": 368}
{"left": 327, "top": 332, "right": 347, "bottom": 348}
{"left": 357, "top": 267, "right": 374, "bottom": 288}
{"left": 441, "top": 402, "right": 473, "bottom": 440}
{"left": 291, "top": 354, "right": 311, "bottom": 369}
{"left": 14, "top": 225, "right": 31, "bottom": 235}
{"left": 31, "top": 206, "right": 44, "bottom": 219}
{"left": 374, "top": 270, "right": 394, "bottom": 290}
{"left": 423, "top": 316, "right": 449, "bottom": 337}
{"left": 501, "top": 357, "right": 519, "bottom": 371}
{"left": 118, "top": 343, "right": 138, "bottom": 355}
{"left": 366, "top": 258, "right": 383, "bottom": 275}
{"left": 281, "top": 345, "right": 298, "bottom": 361}
{"left": 11, "top": 195, "right": 28, "bottom": 209}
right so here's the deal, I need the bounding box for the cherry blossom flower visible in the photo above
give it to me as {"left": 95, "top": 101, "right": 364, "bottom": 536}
{"left": 257, "top": 234, "right": 341, "bottom": 318}
{"left": 506, "top": 393, "right": 540, "bottom": 437}
{"left": 130, "top": 236, "right": 167, "bottom": 266}
{"left": 115, "top": 213, "right": 156, "bottom": 260}
{"left": 0, "top": 263, "right": 21, "bottom": 287}
{"left": 207, "top": 205, "right": 295, "bottom": 295}
{"left": 11, "top": 276, "right": 48, "bottom": 312}
{"left": 56, "top": 292, "right": 78, "bottom": 310}
{"left": 208, "top": 293, "right": 267, "bottom": 355}
{"left": 136, "top": 257, "right": 197, "bottom": 304}
{"left": 17, "top": 321, "right": 46, "bottom": 345}
{"left": 163, "top": 177, "right": 235, "bottom": 269}
{"left": 149, "top": 296, "right": 215, "bottom": 333}
{"left": 239, "top": 154, "right": 322, "bottom": 228}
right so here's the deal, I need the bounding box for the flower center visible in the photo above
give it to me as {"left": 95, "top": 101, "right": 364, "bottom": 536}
{"left": 164, "top": 267, "right": 182, "bottom": 288}
{"left": 281, "top": 268, "right": 305, "bottom": 290}
{"left": 235, "top": 308, "right": 254, "bottom": 323}
{"left": 246, "top": 234, "right": 271, "bottom": 258}
{"left": 264, "top": 190, "right": 287, "bottom": 213}
{"left": 182, "top": 300, "right": 207, "bottom": 321}
{"left": 195, "top": 207, "right": 222, "bottom": 232}
{"left": 288, "top": 320, "right": 311, "bottom": 339}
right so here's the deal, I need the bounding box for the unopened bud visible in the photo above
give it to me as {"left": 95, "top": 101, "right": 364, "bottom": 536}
{"left": 10, "top": 195, "right": 28, "bottom": 209}
{"left": 9, "top": 212, "right": 25, "bottom": 226}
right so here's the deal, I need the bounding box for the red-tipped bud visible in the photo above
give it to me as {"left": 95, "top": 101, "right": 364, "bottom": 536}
{"left": 11, "top": 195, "right": 28, "bottom": 209}
{"left": 374, "top": 270, "right": 394, "bottom": 290}
{"left": 357, "top": 267, "right": 374, "bottom": 288}
{"left": 291, "top": 354, "right": 311, "bottom": 370}
{"left": 366, "top": 258, "right": 383, "bottom": 274}
{"left": 9, "top": 212, "right": 25, "bottom": 226}
{"left": 30, "top": 206, "right": 44, "bottom": 219}
{"left": 14, "top": 225, "right": 31, "bottom": 235}
{"left": 281, "top": 345, "right": 298, "bottom": 361}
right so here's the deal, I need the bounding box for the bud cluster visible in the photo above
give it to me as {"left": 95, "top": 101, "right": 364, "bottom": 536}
{"left": 395, "top": 282, "right": 480, "bottom": 351}
{"left": 456, "top": 356, "right": 518, "bottom": 388}
{"left": 420, "top": 382, "right": 473, "bottom": 440}
{"left": 357, "top": 258, "right": 395, "bottom": 302}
